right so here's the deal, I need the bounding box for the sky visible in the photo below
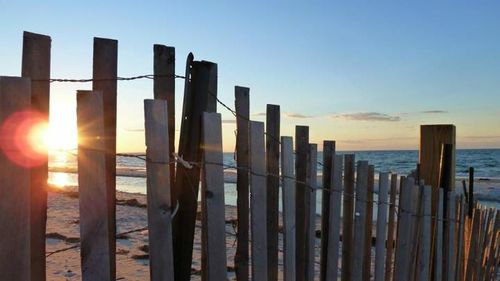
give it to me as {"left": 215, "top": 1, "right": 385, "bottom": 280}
{"left": 1, "top": 1, "right": 499, "bottom": 152}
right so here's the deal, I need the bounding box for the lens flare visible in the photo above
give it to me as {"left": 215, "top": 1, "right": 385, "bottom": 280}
{"left": 0, "top": 110, "right": 48, "bottom": 168}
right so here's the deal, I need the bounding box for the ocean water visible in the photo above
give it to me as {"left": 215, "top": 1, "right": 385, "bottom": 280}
{"left": 49, "top": 149, "right": 500, "bottom": 209}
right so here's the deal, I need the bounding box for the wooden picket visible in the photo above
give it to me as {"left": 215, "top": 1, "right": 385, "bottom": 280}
{"left": 281, "top": 136, "right": 296, "bottom": 281}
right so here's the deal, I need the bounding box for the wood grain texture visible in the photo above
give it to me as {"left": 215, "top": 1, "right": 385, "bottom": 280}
{"left": 144, "top": 99, "right": 174, "bottom": 281}
{"left": 281, "top": 136, "right": 296, "bottom": 281}
{"left": 416, "top": 185, "right": 432, "bottom": 281}
{"left": 266, "top": 104, "right": 280, "bottom": 281}
{"left": 153, "top": 44, "right": 176, "bottom": 191}
{"left": 305, "top": 144, "right": 318, "bottom": 281}
{"left": 352, "top": 161, "right": 369, "bottom": 281}
{"left": 0, "top": 76, "right": 32, "bottom": 281}
{"left": 320, "top": 140, "right": 335, "bottom": 281}
{"left": 374, "top": 172, "right": 390, "bottom": 281}
{"left": 385, "top": 174, "right": 398, "bottom": 281}
{"left": 341, "top": 154, "right": 355, "bottom": 281}
{"left": 77, "top": 90, "right": 112, "bottom": 281}
{"left": 364, "top": 165, "right": 375, "bottom": 280}
{"left": 172, "top": 59, "right": 217, "bottom": 281}
{"left": 201, "top": 112, "right": 227, "bottom": 281}
{"left": 445, "top": 192, "right": 457, "bottom": 281}
{"left": 249, "top": 121, "right": 267, "bottom": 281}
{"left": 295, "top": 126, "right": 309, "bottom": 281}
{"left": 434, "top": 189, "right": 444, "bottom": 281}
{"left": 21, "top": 31, "right": 51, "bottom": 281}
{"left": 234, "top": 86, "right": 250, "bottom": 281}
{"left": 394, "top": 177, "right": 415, "bottom": 281}
{"left": 92, "top": 38, "right": 118, "bottom": 279}
{"left": 325, "top": 155, "right": 343, "bottom": 281}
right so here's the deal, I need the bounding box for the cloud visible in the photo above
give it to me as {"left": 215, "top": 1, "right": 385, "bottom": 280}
{"left": 330, "top": 112, "right": 401, "bottom": 122}
{"left": 284, "top": 112, "right": 315, "bottom": 119}
{"left": 222, "top": 119, "right": 237, "bottom": 124}
{"left": 462, "top": 135, "right": 500, "bottom": 139}
{"left": 252, "top": 112, "right": 266, "bottom": 117}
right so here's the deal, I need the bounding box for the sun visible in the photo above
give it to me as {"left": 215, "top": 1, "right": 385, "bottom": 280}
{"left": 46, "top": 107, "right": 78, "bottom": 151}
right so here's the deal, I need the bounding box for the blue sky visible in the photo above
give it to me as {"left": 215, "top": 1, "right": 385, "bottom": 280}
{"left": 1, "top": 1, "right": 499, "bottom": 151}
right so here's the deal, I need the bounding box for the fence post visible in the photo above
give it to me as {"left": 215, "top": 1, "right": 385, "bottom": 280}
{"left": 144, "top": 99, "right": 175, "bottom": 281}
{"left": 21, "top": 31, "right": 51, "bottom": 281}
{"left": 416, "top": 185, "right": 432, "bottom": 281}
{"left": 92, "top": 38, "right": 118, "bottom": 279}
{"left": 266, "top": 104, "right": 280, "bottom": 281}
{"left": 374, "top": 172, "right": 390, "bottom": 281}
{"left": 153, "top": 44, "right": 176, "bottom": 189}
{"left": 295, "top": 126, "right": 309, "bottom": 281}
{"left": 201, "top": 112, "right": 227, "bottom": 281}
{"left": 320, "top": 140, "right": 335, "bottom": 281}
{"left": 341, "top": 154, "right": 355, "bottom": 281}
{"left": 394, "top": 177, "right": 415, "bottom": 281}
{"left": 77, "top": 90, "right": 112, "bottom": 281}
{"left": 464, "top": 207, "right": 480, "bottom": 281}
{"left": 352, "top": 161, "right": 369, "bottom": 281}
{"left": 172, "top": 59, "right": 217, "bottom": 281}
{"left": 306, "top": 144, "right": 318, "bottom": 281}
{"left": 235, "top": 86, "right": 250, "bottom": 281}
{"left": 445, "top": 191, "right": 457, "bottom": 281}
{"left": 249, "top": 121, "right": 268, "bottom": 280}
{"left": 434, "top": 189, "right": 444, "bottom": 281}
{"left": 364, "top": 165, "right": 375, "bottom": 280}
{"left": 281, "top": 136, "right": 296, "bottom": 281}
{"left": 385, "top": 173, "right": 398, "bottom": 281}
{"left": 0, "top": 76, "right": 32, "bottom": 281}
{"left": 325, "top": 155, "right": 343, "bottom": 281}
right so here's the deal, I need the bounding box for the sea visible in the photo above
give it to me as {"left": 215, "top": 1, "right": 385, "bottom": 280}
{"left": 49, "top": 149, "right": 500, "bottom": 210}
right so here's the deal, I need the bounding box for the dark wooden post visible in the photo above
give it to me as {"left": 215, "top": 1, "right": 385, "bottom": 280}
{"left": 468, "top": 167, "right": 474, "bottom": 218}
{"left": 266, "top": 104, "right": 280, "bottom": 281}
{"left": 352, "top": 161, "right": 369, "bottom": 281}
{"left": 172, "top": 58, "right": 218, "bottom": 281}
{"left": 92, "top": 37, "right": 118, "bottom": 279}
{"left": 234, "top": 86, "right": 250, "bottom": 281}
{"left": 341, "top": 154, "right": 355, "bottom": 281}
{"left": 0, "top": 76, "right": 32, "bottom": 281}
{"left": 77, "top": 90, "right": 112, "bottom": 281}
{"left": 320, "top": 140, "right": 335, "bottom": 281}
{"left": 144, "top": 99, "right": 175, "bottom": 281}
{"left": 295, "top": 125, "right": 309, "bottom": 281}
{"left": 306, "top": 144, "right": 318, "bottom": 281}
{"left": 363, "top": 165, "right": 375, "bottom": 280}
{"left": 21, "top": 31, "right": 51, "bottom": 281}
{"left": 153, "top": 44, "right": 176, "bottom": 189}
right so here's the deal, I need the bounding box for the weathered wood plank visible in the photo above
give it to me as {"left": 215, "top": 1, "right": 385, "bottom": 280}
{"left": 325, "top": 155, "right": 343, "bottom": 281}
{"left": 92, "top": 38, "right": 118, "bottom": 279}
{"left": 385, "top": 174, "right": 398, "bottom": 281}
{"left": 0, "top": 76, "right": 32, "bottom": 281}
{"left": 416, "top": 185, "right": 432, "bottom": 281}
{"left": 464, "top": 208, "right": 480, "bottom": 281}
{"left": 281, "top": 136, "right": 296, "bottom": 281}
{"left": 364, "top": 165, "right": 375, "bottom": 280}
{"left": 144, "top": 99, "right": 174, "bottom": 281}
{"left": 374, "top": 172, "right": 390, "bottom": 281}
{"left": 455, "top": 196, "right": 466, "bottom": 281}
{"left": 153, "top": 44, "right": 176, "bottom": 190}
{"left": 21, "top": 31, "right": 51, "bottom": 281}
{"left": 306, "top": 144, "right": 318, "bottom": 281}
{"left": 250, "top": 121, "right": 268, "bottom": 280}
{"left": 234, "top": 86, "right": 250, "bottom": 281}
{"left": 77, "top": 90, "right": 112, "bottom": 281}
{"left": 201, "top": 112, "right": 227, "bottom": 281}
{"left": 266, "top": 104, "right": 280, "bottom": 281}
{"left": 394, "top": 177, "right": 415, "bottom": 281}
{"left": 295, "top": 126, "right": 309, "bottom": 281}
{"left": 341, "top": 154, "right": 355, "bottom": 281}
{"left": 352, "top": 161, "right": 369, "bottom": 281}
{"left": 320, "top": 140, "right": 335, "bottom": 281}
{"left": 172, "top": 59, "right": 218, "bottom": 281}
{"left": 445, "top": 191, "right": 457, "bottom": 281}
{"left": 434, "top": 189, "right": 444, "bottom": 281}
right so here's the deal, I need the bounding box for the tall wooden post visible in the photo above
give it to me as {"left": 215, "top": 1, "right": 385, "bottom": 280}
{"left": 21, "top": 31, "right": 51, "bottom": 281}
{"left": 234, "top": 86, "right": 250, "bottom": 281}
{"left": 341, "top": 154, "right": 355, "bottom": 281}
{"left": 320, "top": 140, "right": 335, "bottom": 281}
{"left": 352, "top": 161, "right": 369, "bottom": 281}
{"left": 281, "top": 136, "right": 296, "bottom": 281}
{"left": 144, "top": 99, "right": 175, "bottom": 281}
{"left": 153, "top": 44, "right": 175, "bottom": 189}
{"left": 295, "top": 125, "right": 309, "bottom": 281}
{"left": 77, "top": 90, "right": 112, "bottom": 281}
{"left": 0, "top": 77, "right": 32, "bottom": 281}
{"left": 306, "top": 144, "right": 318, "bottom": 281}
{"left": 172, "top": 58, "right": 218, "bottom": 281}
{"left": 92, "top": 37, "right": 118, "bottom": 279}
{"left": 266, "top": 104, "right": 280, "bottom": 281}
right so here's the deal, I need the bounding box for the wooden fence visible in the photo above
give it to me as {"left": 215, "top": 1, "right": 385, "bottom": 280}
{"left": 0, "top": 31, "right": 499, "bottom": 281}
